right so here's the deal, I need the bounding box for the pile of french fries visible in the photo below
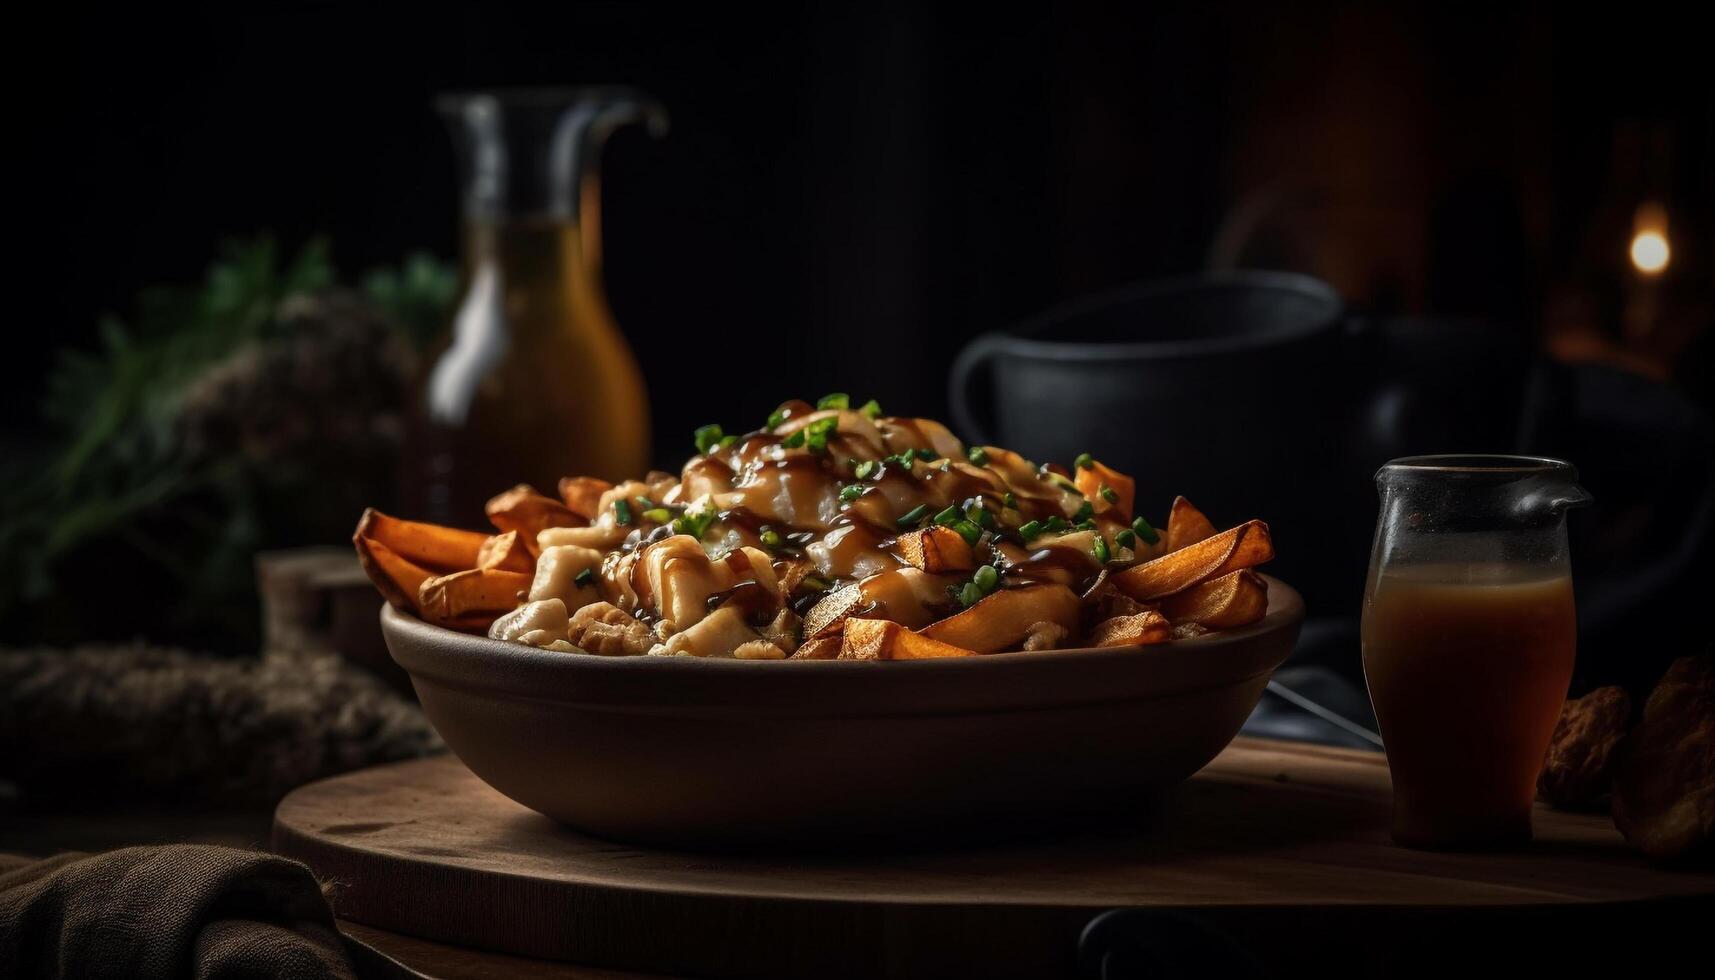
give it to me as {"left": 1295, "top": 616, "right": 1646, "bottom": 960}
{"left": 354, "top": 397, "right": 1275, "bottom": 661}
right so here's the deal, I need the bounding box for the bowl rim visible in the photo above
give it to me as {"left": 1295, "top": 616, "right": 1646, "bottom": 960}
{"left": 382, "top": 575, "right": 1305, "bottom": 713}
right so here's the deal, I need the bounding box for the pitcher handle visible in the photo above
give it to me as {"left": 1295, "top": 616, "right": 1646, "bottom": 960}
{"left": 948, "top": 333, "right": 1007, "bottom": 446}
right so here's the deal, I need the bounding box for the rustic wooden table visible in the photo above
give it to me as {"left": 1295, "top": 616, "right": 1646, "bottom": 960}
{"left": 276, "top": 738, "right": 1713, "bottom": 979}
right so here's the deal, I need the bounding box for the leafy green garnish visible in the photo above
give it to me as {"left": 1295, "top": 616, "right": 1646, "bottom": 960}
{"left": 816, "top": 392, "right": 849, "bottom": 410}
{"left": 673, "top": 507, "right": 718, "bottom": 539}
{"left": 967, "top": 446, "right": 989, "bottom": 466}
{"left": 1131, "top": 515, "right": 1160, "bottom": 545}
{"left": 1093, "top": 536, "right": 1111, "bottom": 563}
{"left": 1074, "top": 452, "right": 1094, "bottom": 470}
{"left": 693, "top": 424, "right": 725, "bottom": 454}
{"left": 896, "top": 504, "right": 931, "bottom": 529}
{"left": 613, "top": 499, "right": 634, "bottom": 525}
{"left": 860, "top": 399, "right": 883, "bottom": 419}
{"left": 804, "top": 416, "right": 838, "bottom": 453}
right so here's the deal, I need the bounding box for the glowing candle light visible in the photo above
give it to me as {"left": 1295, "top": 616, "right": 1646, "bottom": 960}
{"left": 1629, "top": 203, "right": 1671, "bottom": 276}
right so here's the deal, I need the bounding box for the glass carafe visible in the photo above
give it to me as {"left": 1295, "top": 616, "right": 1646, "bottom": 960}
{"left": 1361, "top": 455, "right": 1592, "bottom": 849}
{"left": 408, "top": 88, "right": 666, "bottom": 526}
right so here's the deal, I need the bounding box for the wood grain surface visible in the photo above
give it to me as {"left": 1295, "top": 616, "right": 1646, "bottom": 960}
{"left": 275, "top": 738, "right": 1713, "bottom": 979}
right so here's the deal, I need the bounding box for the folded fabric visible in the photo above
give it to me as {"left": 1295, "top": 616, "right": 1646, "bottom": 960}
{"left": 0, "top": 844, "right": 357, "bottom": 979}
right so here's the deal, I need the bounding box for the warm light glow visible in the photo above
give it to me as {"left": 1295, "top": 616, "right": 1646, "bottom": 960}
{"left": 1630, "top": 229, "right": 1671, "bottom": 275}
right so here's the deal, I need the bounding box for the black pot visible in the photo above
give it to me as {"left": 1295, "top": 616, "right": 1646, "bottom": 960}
{"left": 950, "top": 271, "right": 1353, "bottom": 612}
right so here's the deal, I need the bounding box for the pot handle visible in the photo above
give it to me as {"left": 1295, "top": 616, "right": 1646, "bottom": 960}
{"left": 948, "top": 332, "right": 1007, "bottom": 446}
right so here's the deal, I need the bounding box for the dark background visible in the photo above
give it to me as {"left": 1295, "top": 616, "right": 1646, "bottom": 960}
{"left": 7, "top": 1, "right": 1712, "bottom": 677}
{"left": 15, "top": 0, "right": 1711, "bottom": 459}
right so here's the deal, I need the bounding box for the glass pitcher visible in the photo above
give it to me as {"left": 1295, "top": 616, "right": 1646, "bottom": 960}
{"left": 1361, "top": 455, "right": 1592, "bottom": 849}
{"left": 407, "top": 88, "right": 666, "bottom": 526}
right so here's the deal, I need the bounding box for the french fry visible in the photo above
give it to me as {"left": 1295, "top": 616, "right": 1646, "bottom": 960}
{"left": 788, "top": 635, "right": 843, "bottom": 660}
{"left": 486, "top": 485, "right": 584, "bottom": 555}
{"left": 838, "top": 618, "right": 979, "bottom": 660}
{"left": 803, "top": 583, "right": 869, "bottom": 639}
{"left": 1111, "top": 519, "right": 1273, "bottom": 601}
{"left": 1160, "top": 569, "right": 1269, "bottom": 630}
{"left": 1075, "top": 459, "right": 1135, "bottom": 520}
{"left": 418, "top": 567, "right": 533, "bottom": 624}
{"left": 1088, "top": 610, "right": 1173, "bottom": 648}
{"left": 920, "top": 583, "right": 1081, "bottom": 653}
{"left": 802, "top": 569, "right": 950, "bottom": 639}
{"left": 557, "top": 476, "right": 614, "bottom": 520}
{"left": 1165, "top": 496, "right": 1218, "bottom": 552}
{"left": 477, "top": 530, "right": 534, "bottom": 572}
{"left": 354, "top": 536, "right": 434, "bottom": 613}
{"left": 892, "top": 525, "right": 975, "bottom": 574}
{"left": 354, "top": 507, "right": 487, "bottom": 572}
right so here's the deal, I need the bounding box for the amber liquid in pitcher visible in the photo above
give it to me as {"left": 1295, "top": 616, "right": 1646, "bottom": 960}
{"left": 1361, "top": 563, "right": 1576, "bottom": 848}
{"left": 410, "top": 217, "right": 650, "bottom": 526}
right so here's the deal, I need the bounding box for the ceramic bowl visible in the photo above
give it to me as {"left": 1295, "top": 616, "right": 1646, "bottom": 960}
{"left": 382, "top": 576, "right": 1304, "bottom": 848}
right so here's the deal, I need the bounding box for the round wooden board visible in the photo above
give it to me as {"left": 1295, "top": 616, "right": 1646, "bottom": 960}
{"left": 275, "top": 738, "right": 1712, "bottom": 978}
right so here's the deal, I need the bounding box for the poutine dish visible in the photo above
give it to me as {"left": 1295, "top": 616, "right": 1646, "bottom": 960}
{"left": 354, "top": 395, "right": 1276, "bottom": 661}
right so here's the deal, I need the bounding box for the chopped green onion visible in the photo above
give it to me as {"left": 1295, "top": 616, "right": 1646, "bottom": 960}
{"left": 916, "top": 448, "right": 937, "bottom": 461}
{"left": 800, "top": 575, "right": 832, "bottom": 593}
{"left": 643, "top": 508, "right": 672, "bottom": 524}
{"left": 782, "top": 429, "right": 806, "bottom": 449}
{"left": 805, "top": 416, "right": 839, "bottom": 453}
{"left": 634, "top": 495, "right": 655, "bottom": 511}
{"left": 1076, "top": 520, "right": 1096, "bottom": 531}
{"left": 1115, "top": 528, "right": 1137, "bottom": 550}
{"left": 1074, "top": 500, "right": 1094, "bottom": 522}
{"left": 1003, "top": 492, "right": 1017, "bottom": 510}
{"left": 719, "top": 434, "right": 738, "bottom": 448}
{"left": 950, "top": 519, "right": 983, "bottom": 545}
{"left": 766, "top": 406, "right": 787, "bottom": 429}
{"left": 967, "top": 446, "right": 989, "bottom": 466}
{"left": 817, "top": 392, "right": 850, "bottom": 410}
{"left": 1100, "top": 485, "right": 1119, "bottom": 504}
{"left": 896, "top": 504, "right": 931, "bottom": 529}
{"left": 1132, "top": 515, "right": 1160, "bottom": 545}
{"left": 854, "top": 459, "right": 880, "bottom": 480}
{"left": 1074, "top": 452, "right": 1094, "bottom": 470}
{"left": 933, "top": 505, "right": 962, "bottom": 527}
{"left": 760, "top": 528, "right": 783, "bottom": 549}
{"left": 860, "top": 399, "right": 883, "bottom": 419}
{"left": 958, "top": 581, "right": 984, "bottom": 607}
{"left": 574, "top": 567, "right": 595, "bottom": 588}
{"left": 1017, "top": 520, "right": 1043, "bottom": 541}
{"left": 613, "top": 499, "right": 634, "bottom": 525}
{"left": 673, "top": 508, "right": 718, "bottom": 539}
{"left": 973, "top": 565, "right": 999, "bottom": 593}
{"left": 1093, "top": 536, "right": 1111, "bottom": 563}
{"left": 694, "top": 424, "right": 725, "bottom": 454}
{"left": 966, "top": 504, "right": 996, "bottom": 529}
{"left": 839, "top": 484, "right": 865, "bottom": 503}
{"left": 1044, "top": 515, "right": 1069, "bottom": 533}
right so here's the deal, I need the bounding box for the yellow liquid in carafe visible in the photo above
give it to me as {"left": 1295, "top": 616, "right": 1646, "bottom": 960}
{"left": 1361, "top": 563, "right": 1576, "bottom": 848}
{"left": 410, "top": 218, "right": 650, "bottom": 526}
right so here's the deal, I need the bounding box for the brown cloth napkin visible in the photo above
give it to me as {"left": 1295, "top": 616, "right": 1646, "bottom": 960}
{"left": 0, "top": 845, "right": 357, "bottom": 979}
